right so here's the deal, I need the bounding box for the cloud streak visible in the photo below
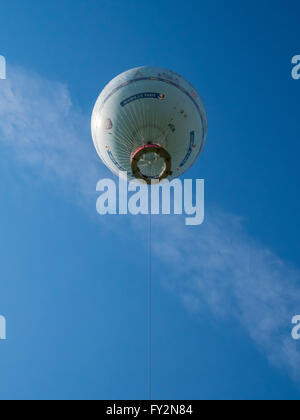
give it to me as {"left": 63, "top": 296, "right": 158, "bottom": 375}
{"left": 1, "top": 66, "right": 299, "bottom": 382}
{"left": 153, "top": 213, "right": 300, "bottom": 380}
{"left": 0, "top": 66, "right": 103, "bottom": 204}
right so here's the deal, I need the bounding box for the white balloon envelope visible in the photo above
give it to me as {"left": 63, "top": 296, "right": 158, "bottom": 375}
{"left": 91, "top": 66, "right": 207, "bottom": 183}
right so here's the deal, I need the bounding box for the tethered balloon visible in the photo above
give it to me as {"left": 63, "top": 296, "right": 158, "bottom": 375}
{"left": 91, "top": 66, "right": 207, "bottom": 184}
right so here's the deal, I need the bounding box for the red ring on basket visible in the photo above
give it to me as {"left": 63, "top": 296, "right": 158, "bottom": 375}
{"left": 130, "top": 144, "right": 172, "bottom": 184}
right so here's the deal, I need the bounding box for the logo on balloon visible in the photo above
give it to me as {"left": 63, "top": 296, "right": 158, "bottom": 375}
{"left": 120, "top": 92, "right": 166, "bottom": 107}
{"left": 103, "top": 118, "right": 113, "bottom": 130}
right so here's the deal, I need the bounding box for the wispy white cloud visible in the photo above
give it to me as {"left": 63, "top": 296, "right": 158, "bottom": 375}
{"left": 0, "top": 66, "right": 103, "bottom": 203}
{"left": 153, "top": 213, "right": 300, "bottom": 381}
{"left": 1, "top": 66, "right": 299, "bottom": 382}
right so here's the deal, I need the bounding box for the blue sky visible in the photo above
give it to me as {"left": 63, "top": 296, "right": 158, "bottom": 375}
{"left": 0, "top": 0, "right": 300, "bottom": 400}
